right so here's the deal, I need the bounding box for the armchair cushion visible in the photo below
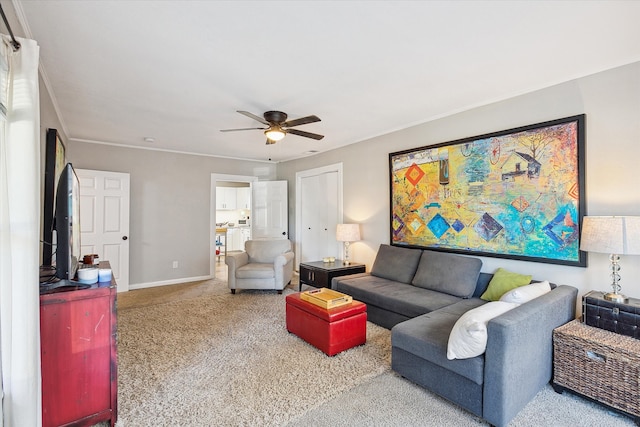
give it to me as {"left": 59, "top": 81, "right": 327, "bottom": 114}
{"left": 237, "top": 263, "right": 277, "bottom": 279}
{"left": 246, "top": 239, "right": 293, "bottom": 263}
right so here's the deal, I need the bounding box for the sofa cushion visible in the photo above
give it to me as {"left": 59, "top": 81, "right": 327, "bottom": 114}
{"left": 334, "top": 274, "right": 461, "bottom": 318}
{"left": 499, "top": 280, "right": 551, "bottom": 304}
{"left": 480, "top": 268, "right": 532, "bottom": 301}
{"left": 370, "top": 244, "right": 422, "bottom": 284}
{"left": 411, "top": 250, "right": 482, "bottom": 298}
{"left": 391, "top": 300, "right": 487, "bottom": 385}
{"left": 447, "top": 301, "right": 519, "bottom": 360}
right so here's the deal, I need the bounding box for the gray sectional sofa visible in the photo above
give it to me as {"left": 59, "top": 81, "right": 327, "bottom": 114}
{"left": 331, "top": 244, "right": 578, "bottom": 427}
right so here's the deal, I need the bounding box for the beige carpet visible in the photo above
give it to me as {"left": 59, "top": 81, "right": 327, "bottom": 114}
{"left": 116, "top": 283, "right": 391, "bottom": 426}
{"left": 115, "top": 281, "right": 634, "bottom": 426}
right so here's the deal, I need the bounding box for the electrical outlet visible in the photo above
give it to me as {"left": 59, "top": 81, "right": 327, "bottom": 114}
{"left": 172, "top": 261, "right": 178, "bottom": 269}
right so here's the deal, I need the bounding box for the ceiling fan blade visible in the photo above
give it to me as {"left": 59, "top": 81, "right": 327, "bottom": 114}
{"left": 237, "top": 110, "right": 270, "bottom": 125}
{"left": 220, "top": 127, "right": 266, "bottom": 132}
{"left": 283, "top": 115, "right": 321, "bottom": 128}
{"left": 286, "top": 128, "right": 325, "bottom": 140}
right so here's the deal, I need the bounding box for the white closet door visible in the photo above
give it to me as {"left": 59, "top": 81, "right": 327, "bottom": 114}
{"left": 299, "top": 171, "right": 339, "bottom": 262}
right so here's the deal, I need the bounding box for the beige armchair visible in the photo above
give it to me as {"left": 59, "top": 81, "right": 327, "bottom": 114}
{"left": 225, "top": 239, "right": 294, "bottom": 294}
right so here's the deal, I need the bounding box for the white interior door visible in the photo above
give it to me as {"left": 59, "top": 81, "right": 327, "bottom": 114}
{"left": 77, "top": 169, "right": 130, "bottom": 292}
{"left": 252, "top": 180, "right": 288, "bottom": 239}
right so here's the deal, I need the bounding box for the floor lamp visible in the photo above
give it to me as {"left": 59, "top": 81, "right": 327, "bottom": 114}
{"left": 336, "top": 224, "right": 361, "bottom": 265}
{"left": 580, "top": 216, "right": 640, "bottom": 302}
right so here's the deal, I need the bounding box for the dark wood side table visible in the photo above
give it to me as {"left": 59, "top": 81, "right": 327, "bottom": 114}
{"left": 299, "top": 260, "right": 365, "bottom": 292}
{"left": 553, "top": 319, "right": 640, "bottom": 425}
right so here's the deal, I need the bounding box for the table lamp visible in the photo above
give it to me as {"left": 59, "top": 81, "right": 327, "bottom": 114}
{"left": 336, "top": 224, "right": 361, "bottom": 265}
{"left": 580, "top": 216, "right": 640, "bottom": 302}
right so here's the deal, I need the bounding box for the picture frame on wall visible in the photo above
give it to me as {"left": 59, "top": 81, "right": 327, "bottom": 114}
{"left": 389, "top": 114, "right": 586, "bottom": 267}
{"left": 42, "top": 128, "right": 66, "bottom": 266}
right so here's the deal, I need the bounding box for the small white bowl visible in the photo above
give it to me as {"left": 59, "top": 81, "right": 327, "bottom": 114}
{"left": 77, "top": 267, "right": 98, "bottom": 284}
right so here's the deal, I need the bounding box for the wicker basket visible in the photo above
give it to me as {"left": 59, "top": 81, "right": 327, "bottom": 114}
{"left": 553, "top": 320, "right": 640, "bottom": 417}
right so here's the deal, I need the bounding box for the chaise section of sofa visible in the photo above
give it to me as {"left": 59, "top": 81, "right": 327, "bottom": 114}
{"left": 331, "top": 243, "right": 578, "bottom": 427}
{"left": 391, "top": 284, "right": 577, "bottom": 427}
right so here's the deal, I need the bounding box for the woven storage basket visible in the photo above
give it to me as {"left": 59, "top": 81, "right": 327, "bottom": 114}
{"left": 553, "top": 320, "right": 640, "bottom": 417}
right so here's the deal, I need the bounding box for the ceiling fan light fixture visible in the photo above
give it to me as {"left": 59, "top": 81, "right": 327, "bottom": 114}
{"left": 264, "top": 128, "right": 286, "bottom": 141}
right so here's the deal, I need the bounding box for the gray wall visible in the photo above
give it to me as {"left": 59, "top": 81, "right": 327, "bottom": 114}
{"left": 278, "top": 61, "right": 640, "bottom": 302}
{"left": 66, "top": 142, "right": 275, "bottom": 285}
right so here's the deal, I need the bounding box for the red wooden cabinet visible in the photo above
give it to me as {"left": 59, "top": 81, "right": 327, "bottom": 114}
{"left": 40, "top": 271, "right": 117, "bottom": 427}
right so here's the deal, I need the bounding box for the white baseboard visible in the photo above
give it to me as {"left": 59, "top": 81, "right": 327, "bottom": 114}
{"left": 129, "top": 275, "right": 214, "bottom": 290}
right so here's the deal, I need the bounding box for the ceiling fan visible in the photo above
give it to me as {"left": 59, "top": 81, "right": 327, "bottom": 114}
{"left": 220, "top": 110, "right": 324, "bottom": 144}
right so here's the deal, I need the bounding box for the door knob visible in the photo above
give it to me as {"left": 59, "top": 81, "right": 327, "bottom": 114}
{"left": 122, "top": 236, "right": 128, "bottom": 240}
{"left": 282, "top": 231, "right": 286, "bottom": 235}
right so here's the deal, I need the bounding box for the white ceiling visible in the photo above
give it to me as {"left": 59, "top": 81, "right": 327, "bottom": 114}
{"left": 15, "top": 1, "right": 640, "bottom": 163}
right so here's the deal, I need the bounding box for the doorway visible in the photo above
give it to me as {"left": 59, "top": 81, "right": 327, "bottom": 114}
{"left": 210, "top": 173, "right": 257, "bottom": 279}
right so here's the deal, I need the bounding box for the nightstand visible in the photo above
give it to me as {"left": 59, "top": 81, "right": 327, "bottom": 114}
{"left": 298, "top": 260, "right": 365, "bottom": 292}
{"left": 553, "top": 320, "right": 640, "bottom": 424}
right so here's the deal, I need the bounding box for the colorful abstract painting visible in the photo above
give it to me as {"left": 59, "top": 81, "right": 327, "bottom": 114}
{"left": 389, "top": 115, "right": 586, "bottom": 266}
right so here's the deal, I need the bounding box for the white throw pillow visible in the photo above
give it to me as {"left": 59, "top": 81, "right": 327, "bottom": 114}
{"left": 447, "top": 301, "right": 519, "bottom": 360}
{"left": 499, "top": 280, "right": 551, "bottom": 304}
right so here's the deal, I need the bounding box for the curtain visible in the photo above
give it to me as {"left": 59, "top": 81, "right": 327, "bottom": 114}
{"left": 0, "top": 35, "right": 41, "bottom": 427}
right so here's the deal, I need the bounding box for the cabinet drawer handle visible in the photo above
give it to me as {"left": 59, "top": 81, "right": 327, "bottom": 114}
{"left": 586, "top": 350, "right": 606, "bottom": 363}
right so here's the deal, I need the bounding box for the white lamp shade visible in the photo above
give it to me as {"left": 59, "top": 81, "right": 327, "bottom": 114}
{"left": 264, "top": 129, "right": 285, "bottom": 141}
{"left": 580, "top": 216, "right": 640, "bottom": 255}
{"left": 336, "top": 224, "right": 361, "bottom": 242}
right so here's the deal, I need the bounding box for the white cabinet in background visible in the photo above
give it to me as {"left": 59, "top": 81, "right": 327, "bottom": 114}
{"left": 226, "top": 228, "right": 243, "bottom": 251}
{"left": 216, "top": 187, "right": 237, "bottom": 210}
{"left": 236, "top": 187, "right": 251, "bottom": 210}
{"left": 240, "top": 227, "right": 251, "bottom": 246}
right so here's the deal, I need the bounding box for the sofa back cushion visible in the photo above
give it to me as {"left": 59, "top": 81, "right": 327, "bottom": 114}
{"left": 411, "top": 250, "right": 482, "bottom": 298}
{"left": 370, "top": 244, "right": 422, "bottom": 284}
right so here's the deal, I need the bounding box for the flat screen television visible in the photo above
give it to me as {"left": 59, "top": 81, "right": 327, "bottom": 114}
{"left": 53, "top": 162, "right": 81, "bottom": 280}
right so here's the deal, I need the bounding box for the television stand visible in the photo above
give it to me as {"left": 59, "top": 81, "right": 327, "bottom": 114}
{"left": 39, "top": 261, "right": 118, "bottom": 427}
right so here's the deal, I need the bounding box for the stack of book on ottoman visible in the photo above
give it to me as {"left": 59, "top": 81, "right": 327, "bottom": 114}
{"left": 286, "top": 288, "right": 366, "bottom": 356}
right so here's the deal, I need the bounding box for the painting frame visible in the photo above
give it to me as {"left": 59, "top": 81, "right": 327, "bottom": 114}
{"left": 389, "top": 115, "right": 586, "bottom": 267}
{"left": 42, "top": 128, "right": 66, "bottom": 266}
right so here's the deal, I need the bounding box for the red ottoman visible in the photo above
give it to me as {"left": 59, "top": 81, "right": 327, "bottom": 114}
{"left": 286, "top": 292, "right": 367, "bottom": 356}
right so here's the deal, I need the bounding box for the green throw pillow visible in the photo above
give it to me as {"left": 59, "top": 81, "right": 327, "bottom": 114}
{"left": 480, "top": 268, "right": 532, "bottom": 301}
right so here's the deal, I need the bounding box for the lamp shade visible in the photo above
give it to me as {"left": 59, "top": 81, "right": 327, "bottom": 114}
{"left": 336, "top": 224, "right": 361, "bottom": 242}
{"left": 264, "top": 128, "right": 285, "bottom": 141}
{"left": 580, "top": 216, "right": 640, "bottom": 255}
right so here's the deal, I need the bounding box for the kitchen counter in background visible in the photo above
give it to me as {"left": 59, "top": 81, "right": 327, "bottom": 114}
{"left": 217, "top": 226, "right": 251, "bottom": 252}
